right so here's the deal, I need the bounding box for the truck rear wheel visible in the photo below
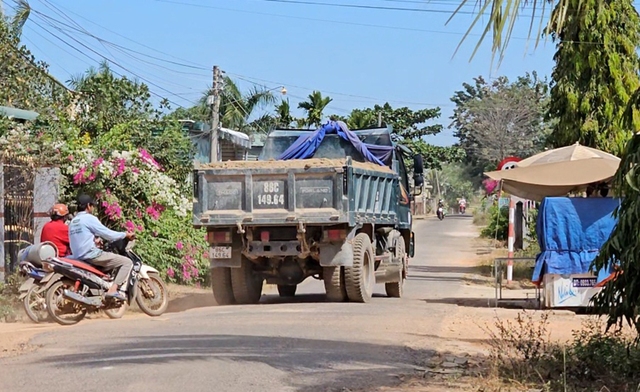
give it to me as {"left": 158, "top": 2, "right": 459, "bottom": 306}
{"left": 211, "top": 267, "right": 235, "bottom": 305}
{"left": 231, "top": 258, "right": 264, "bottom": 304}
{"left": 323, "top": 266, "right": 347, "bottom": 302}
{"left": 385, "top": 236, "right": 406, "bottom": 298}
{"left": 345, "top": 233, "right": 375, "bottom": 303}
{"left": 277, "top": 285, "right": 297, "bottom": 297}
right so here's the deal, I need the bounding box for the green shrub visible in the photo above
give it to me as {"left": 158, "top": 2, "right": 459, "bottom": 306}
{"left": 480, "top": 205, "right": 509, "bottom": 241}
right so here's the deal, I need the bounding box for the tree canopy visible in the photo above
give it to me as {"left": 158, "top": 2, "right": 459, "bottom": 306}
{"left": 450, "top": 73, "right": 550, "bottom": 177}
{"left": 545, "top": 0, "right": 640, "bottom": 156}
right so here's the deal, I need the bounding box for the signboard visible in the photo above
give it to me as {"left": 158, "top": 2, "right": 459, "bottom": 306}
{"left": 543, "top": 274, "right": 601, "bottom": 308}
{"left": 497, "top": 156, "right": 521, "bottom": 171}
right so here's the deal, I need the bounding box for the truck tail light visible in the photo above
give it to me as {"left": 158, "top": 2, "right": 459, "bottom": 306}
{"left": 260, "top": 231, "right": 270, "bottom": 242}
{"left": 324, "top": 229, "right": 346, "bottom": 242}
{"left": 209, "top": 230, "right": 232, "bottom": 244}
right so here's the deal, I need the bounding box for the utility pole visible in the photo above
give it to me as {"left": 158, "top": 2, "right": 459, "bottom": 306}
{"left": 377, "top": 112, "right": 382, "bottom": 127}
{"left": 209, "top": 65, "right": 222, "bottom": 163}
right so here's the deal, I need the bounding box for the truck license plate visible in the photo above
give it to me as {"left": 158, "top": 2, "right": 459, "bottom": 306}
{"left": 211, "top": 246, "right": 232, "bottom": 259}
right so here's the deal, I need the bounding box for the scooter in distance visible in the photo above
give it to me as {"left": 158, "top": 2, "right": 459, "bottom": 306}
{"left": 43, "top": 238, "right": 168, "bottom": 326}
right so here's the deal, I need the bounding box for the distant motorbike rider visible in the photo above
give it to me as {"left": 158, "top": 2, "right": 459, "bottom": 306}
{"left": 438, "top": 199, "right": 445, "bottom": 208}
{"left": 458, "top": 197, "right": 467, "bottom": 213}
{"left": 41, "top": 203, "right": 71, "bottom": 257}
{"left": 68, "top": 194, "right": 135, "bottom": 301}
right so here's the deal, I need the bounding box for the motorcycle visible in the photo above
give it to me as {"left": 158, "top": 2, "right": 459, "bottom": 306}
{"left": 17, "top": 242, "right": 60, "bottom": 323}
{"left": 459, "top": 204, "right": 466, "bottom": 214}
{"left": 18, "top": 260, "right": 50, "bottom": 323}
{"left": 437, "top": 206, "right": 445, "bottom": 220}
{"left": 43, "top": 238, "right": 168, "bottom": 326}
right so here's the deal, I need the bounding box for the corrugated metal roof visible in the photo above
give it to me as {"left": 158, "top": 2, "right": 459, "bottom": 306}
{"left": 0, "top": 106, "right": 39, "bottom": 121}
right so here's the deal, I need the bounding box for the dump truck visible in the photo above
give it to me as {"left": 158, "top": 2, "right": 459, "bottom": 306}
{"left": 193, "top": 122, "right": 424, "bottom": 304}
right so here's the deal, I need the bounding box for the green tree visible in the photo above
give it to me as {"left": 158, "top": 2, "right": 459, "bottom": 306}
{"left": 338, "top": 103, "right": 465, "bottom": 170}
{"left": 545, "top": 0, "right": 640, "bottom": 156}
{"left": 0, "top": 6, "right": 69, "bottom": 116}
{"left": 298, "top": 91, "right": 332, "bottom": 128}
{"left": 274, "top": 98, "right": 295, "bottom": 128}
{"left": 451, "top": 73, "right": 550, "bottom": 179}
{"left": 593, "top": 133, "right": 640, "bottom": 333}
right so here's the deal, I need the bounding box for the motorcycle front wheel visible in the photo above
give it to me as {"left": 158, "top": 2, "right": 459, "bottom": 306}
{"left": 136, "top": 273, "right": 168, "bottom": 317}
{"left": 46, "top": 280, "right": 87, "bottom": 326}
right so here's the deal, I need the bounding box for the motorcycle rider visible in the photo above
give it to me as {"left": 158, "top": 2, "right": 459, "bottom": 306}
{"left": 40, "top": 203, "right": 71, "bottom": 257}
{"left": 68, "top": 194, "right": 135, "bottom": 301}
{"left": 458, "top": 197, "right": 467, "bottom": 213}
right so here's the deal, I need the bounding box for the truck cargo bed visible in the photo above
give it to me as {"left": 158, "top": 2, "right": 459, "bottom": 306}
{"left": 193, "top": 158, "right": 399, "bottom": 227}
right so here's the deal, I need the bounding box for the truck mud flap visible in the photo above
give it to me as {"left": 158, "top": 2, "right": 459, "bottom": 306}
{"left": 319, "top": 242, "right": 354, "bottom": 267}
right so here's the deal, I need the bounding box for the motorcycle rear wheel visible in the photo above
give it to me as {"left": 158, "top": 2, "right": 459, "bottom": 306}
{"left": 46, "top": 280, "right": 87, "bottom": 326}
{"left": 23, "top": 285, "right": 48, "bottom": 323}
{"left": 136, "top": 273, "right": 168, "bottom": 317}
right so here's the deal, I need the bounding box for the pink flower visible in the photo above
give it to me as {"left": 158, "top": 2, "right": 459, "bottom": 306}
{"left": 73, "top": 167, "right": 87, "bottom": 185}
{"left": 135, "top": 209, "right": 143, "bottom": 219}
{"left": 152, "top": 231, "right": 158, "bottom": 237}
{"left": 146, "top": 205, "right": 160, "bottom": 220}
{"left": 139, "top": 148, "right": 162, "bottom": 170}
{"left": 92, "top": 158, "right": 104, "bottom": 167}
{"left": 167, "top": 267, "right": 175, "bottom": 278}
{"left": 132, "top": 167, "right": 140, "bottom": 174}
{"left": 87, "top": 172, "right": 97, "bottom": 182}
{"left": 176, "top": 241, "right": 184, "bottom": 251}
{"left": 137, "top": 224, "right": 144, "bottom": 232}
{"left": 182, "top": 263, "right": 191, "bottom": 281}
{"left": 103, "top": 201, "right": 123, "bottom": 220}
{"left": 124, "top": 220, "right": 136, "bottom": 232}
{"left": 67, "top": 155, "right": 74, "bottom": 161}
{"left": 113, "top": 158, "right": 126, "bottom": 177}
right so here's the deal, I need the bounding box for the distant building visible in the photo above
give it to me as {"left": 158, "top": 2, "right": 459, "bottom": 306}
{"left": 179, "top": 120, "right": 251, "bottom": 163}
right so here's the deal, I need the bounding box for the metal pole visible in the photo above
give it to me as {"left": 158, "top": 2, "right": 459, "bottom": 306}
{"left": 209, "top": 65, "right": 221, "bottom": 163}
{"left": 507, "top": 196, "right": 516, "bottom": 283}
{"left": 377, "top": 112, "right": 382, "bottom": 127}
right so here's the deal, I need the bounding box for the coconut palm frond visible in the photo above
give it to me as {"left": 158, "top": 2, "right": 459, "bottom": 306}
{"left": 9, "top": 0, "right": 30, "bottom": 37}
{"left": 449, "top": 0, "right": 570, "bottom": 61}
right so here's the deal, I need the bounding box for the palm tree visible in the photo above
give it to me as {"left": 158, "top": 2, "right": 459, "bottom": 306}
{"left": 274, "top": 98, "right": 295, "bottom": 128}
{"left": 188, "top": 77, "right": 276, "bottom": 133}
{"left": 1, "top": 0, "right": 30, "bottom": 37}
{"left": 346, "top": 109, "right": 377, "bottom": 129}
{"left": 298, "top": 91, "right": 332, "bottom": 128}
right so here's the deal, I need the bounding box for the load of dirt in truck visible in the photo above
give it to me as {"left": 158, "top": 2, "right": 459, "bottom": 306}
{"left": 197, "top": 157, "right": 394, "bottom": 173}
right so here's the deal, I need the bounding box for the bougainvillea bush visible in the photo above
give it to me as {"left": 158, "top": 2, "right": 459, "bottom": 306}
{"left": 61, "top": 147, "right": 208, "bottom": 284}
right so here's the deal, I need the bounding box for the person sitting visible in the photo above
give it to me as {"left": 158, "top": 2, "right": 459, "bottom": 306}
{"left": 40, "top": 203, "right": 71, "bottom": 257}
{"left": 68, "top": 194, "right": 135, "bottom": 301}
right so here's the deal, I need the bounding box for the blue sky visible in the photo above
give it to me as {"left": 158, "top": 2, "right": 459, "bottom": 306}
{"left": 4, "top": 0, "right": 558, "bottom": 146}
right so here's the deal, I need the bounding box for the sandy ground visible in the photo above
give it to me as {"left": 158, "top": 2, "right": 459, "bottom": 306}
{"left": 197, "top": 157, "right": 394, "bottom": 173}
{"left": 0, "top": 217, "right": 595, "bottom": 392}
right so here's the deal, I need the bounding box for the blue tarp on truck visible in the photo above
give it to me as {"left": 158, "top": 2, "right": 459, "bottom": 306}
{"left": 532, "top": 197, "right": 620, "bottom": 284}
{"left": 277, "top": 121, "right": 394, "bottom": 165}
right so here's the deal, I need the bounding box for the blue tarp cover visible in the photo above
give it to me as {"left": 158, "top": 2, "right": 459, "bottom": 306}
{"left": 532, "top": 197, "right": 620, "bottom": 283}
{"left": 277, "top": 121, "right": 394, "bottom": 165}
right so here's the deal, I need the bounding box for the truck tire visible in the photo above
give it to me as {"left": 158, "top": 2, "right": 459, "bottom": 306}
{"left": 231, "top": 258, "right": 264, "bottom": 304}
{"left": 323, "top": 266, "right": 347, "bottom": 302}
{"left": 277, "top": 285, "right": 297, "bottom": 297}
{"left": 211, "top": 267, "right": 235, "bottom": 305}
{"left": 385, "top": 236, "right": 406, "bottom": 298}
{"left": 345, "top": 233, "right": 375, "bottom": 303}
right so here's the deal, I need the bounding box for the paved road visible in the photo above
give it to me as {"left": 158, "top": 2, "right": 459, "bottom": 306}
{"left": 0, "top": 215, "right": 478, "bottom": 392}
